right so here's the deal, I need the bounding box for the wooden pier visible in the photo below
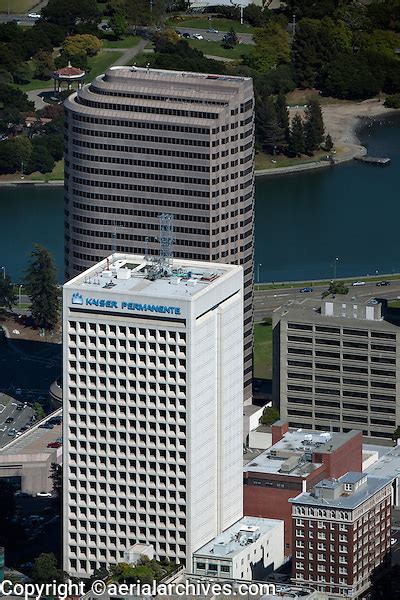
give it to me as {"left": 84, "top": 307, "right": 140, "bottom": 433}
{"left": 355, "top": 156, "right": 391, "bottom": 166}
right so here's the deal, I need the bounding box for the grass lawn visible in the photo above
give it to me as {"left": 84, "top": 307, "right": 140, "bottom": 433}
{"left": 166, "top": 17, "right": 254, "bottom": 33}
{"left": 255, "top": 150, "right": 328, "bottom": 171}
{"left": 87, "top": 50, "right": 124, "bottom": 80}
{"left": 389, "top": 300, "right": 400, "bottom": 308}
{"left": 16, "top": 78, "right": 52, "bottom": 92}
{"left": 254, "top": 322, "right": 273, "bottom": 380}
{"left": 29, "top": 159, "right": 64, "bottom": 182}
{"left": 188, "top": 39, "right": 253, "bottom": 60}
{"left": 102, "top": 35, "right": 140, "bottom": 49}
{"left": 0, "top": 0, "right": 36, "bottom": 12}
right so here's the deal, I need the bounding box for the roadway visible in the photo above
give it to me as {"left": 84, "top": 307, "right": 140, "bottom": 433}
{"left": 0, "top": 0, "right": 48, "bottom": 25}
{"left": 254, "top": 279, "right": 400, "bottom": 322}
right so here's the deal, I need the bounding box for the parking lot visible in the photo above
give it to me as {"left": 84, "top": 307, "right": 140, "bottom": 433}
{"left": 0, "top": 393, "right": 34, "bottom": 448}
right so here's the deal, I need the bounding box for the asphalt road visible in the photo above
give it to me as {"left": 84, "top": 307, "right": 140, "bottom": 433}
{"left": 254, "top": 280, "right": 400, "bottom": 322}
{"left": 0, "top": 394, "right": 34, "bottom": 448}
{"left": 0, "top": 14, "right": 37, "bottom": 25}
{"left": 176, "top": 27, "right": 254, "bottom": 45}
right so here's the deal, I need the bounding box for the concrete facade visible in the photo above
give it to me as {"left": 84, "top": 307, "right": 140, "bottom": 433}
{"left": 273, "top": 297, "right": 400, "bottom": 440}
{"left": 192, "top": 516, "right": 284, "bottom": 581}
{"left": 64, "top": 66, "right": 255, "bottom": 401}
{"left": 62, "top": 253, "right": 244, "bottom": 578}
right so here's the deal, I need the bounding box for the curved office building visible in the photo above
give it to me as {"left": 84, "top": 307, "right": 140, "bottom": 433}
{"left": 64, "top": 66, "right": 255, "bottom": 400}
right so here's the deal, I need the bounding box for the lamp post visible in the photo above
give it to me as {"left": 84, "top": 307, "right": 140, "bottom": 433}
{"left": 257, "top": 263, "right": 262, "bottom": 284}
{"left": 1, "top": 266, "right": 5, "bottom": 280}
{"left": 18, "top": 284, "right": 23, "bottom": 308}
{"left": 333, "top": 257, "right": 339, "bottom": 280}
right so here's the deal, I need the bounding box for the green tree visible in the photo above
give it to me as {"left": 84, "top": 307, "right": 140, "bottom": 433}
{"left": 41, "top": 0, "right": 100, "bottom": 34}
{"left": 256, "top": 96, "right": 285, "bottom": 153}
{"left": 288, "top": 113, "right": 305, "bottom": 156}
{"left": 304, "top": 99, "right": 324, "bottom": 154}
{"left": 109, "top": 13, "right": 128, "bottom": 39}
{"left": 260, "top": 406, "right": 280, "bottom": 426}
{"left": 275, "top": 93, "right": 289, "bottom": 142}
{"left": 222, "top": 27, "right": 239, "bottom": 49}
{"left": 62, "top": 33, "right": 102, "bottom": 57}
{"left": 31, "top": 553, "right": 64, "bottom": 584}
{"left": 324, "top": 133, "right": 334, "bottom": 151}
{"left": 33, "top": 402, "right": 46, "bottom": 420}
{"left": 0, "top": 136, "right": 32, "bottom": 174}
{"left": 24, "top": 245, "right": 59, "bottom": 331}
{"left": 322, "top": 52, "right": 382, "bottom": 99}
{"left": 33, "top": 51, "right": 55, "bottom": 80}
{"left": 244, "top": 22, "right": 290, "bottom": 72}
{"left": 392, "top": 426, "right": 400, "bottom": 442}
{"left": 322, "top": 280, "right": 349, "bottom": 298}
{"left": 25, "top": 143, "right": 55, "bottom": 175}
{"left": 0, "top": 275, "right": 16, "bottom": 309}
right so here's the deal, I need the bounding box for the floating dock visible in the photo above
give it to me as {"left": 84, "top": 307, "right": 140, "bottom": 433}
{"left": 355, "top": 156, "right": 391, "bottom": 166}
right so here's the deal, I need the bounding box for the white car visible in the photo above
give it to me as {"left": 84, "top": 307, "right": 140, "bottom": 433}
{"left": 193, "top": 33, "right": 204, "bottom": 40}
{"left": 28, "top": 13, "right": 41, "bottom": 19}
{"left": 352, "top": 281, "right": 366, "bottom": 286}
{"left": 36, "top": 492, "right": 52, "bottom": 497}
{"left": 391, "top": 537, "right": 397, "bottom": 546}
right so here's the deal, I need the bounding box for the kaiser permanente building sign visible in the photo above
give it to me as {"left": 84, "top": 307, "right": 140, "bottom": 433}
{"left": 71, "top": 292, "right": 182, "bottom": 316}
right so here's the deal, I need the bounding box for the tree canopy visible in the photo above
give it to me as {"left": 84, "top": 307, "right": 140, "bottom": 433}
{"left": 24, "top": 245, "right": 59, "bottom": 331}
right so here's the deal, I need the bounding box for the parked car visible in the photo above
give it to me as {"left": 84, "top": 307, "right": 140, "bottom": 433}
{"left": 47, "top": 442, "right": 62, "bottom": 449}
{"left": 300, "top": 287, "right": 313, "bottom": 293}
{"left": 193, "top": 33, "right": 204, "bottom": 40}
{"left": 16, "top": 404, "right": 24, "bottom": 410}
{"left": 28, "top": 13, "right": 41, "bottom": 18}
{"left": 5, "top": 417, "right": 14, "bottom": 423}
{"left": 182, "top": 32, "right": 191, "bottom": 39}
{"left": 36, "top": 492, "right": 52, "bottom": 497}
{"left": 207, "top": 28, "right": 219, "bottom": 33}
{"left": 352, "top": 281, "right": 366, "bottom": 286}
{"left": 49, "top": 416, "right": 62, "bottom": 425}
{"left": 8, "top": 428, "right": 16, "bottom": 437}
{"left": 39, "top": 423, "right": 54, "bottom": 429}
{"left": 391, "top": 537, "right": 397, "bottom": 546}
{"left": 376, "top": 281, "right": 390, "bottom": 286}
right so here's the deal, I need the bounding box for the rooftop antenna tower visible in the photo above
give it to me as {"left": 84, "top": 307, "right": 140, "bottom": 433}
{"left": 147, "top": 213, "right": 175, "bottom": 280}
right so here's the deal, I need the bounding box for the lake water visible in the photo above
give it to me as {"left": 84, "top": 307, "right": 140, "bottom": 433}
{"left": 0, "top": 113, "right": 399, "bottom": 283}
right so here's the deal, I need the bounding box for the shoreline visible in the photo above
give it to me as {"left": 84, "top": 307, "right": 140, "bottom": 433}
{"left": 0, "top": 100, "right": 395, "bottom": 185}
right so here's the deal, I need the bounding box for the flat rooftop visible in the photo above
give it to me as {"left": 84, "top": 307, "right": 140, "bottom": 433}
{"left": 194, "top": 517, "right": 282, "bottom": 559}
{"left": 274, "top": 297, "right": 398, "bottom": 330}
{"left": 65, "top": 254, "right": 240, "bottom": 301}
{"left": 292, "top": 473, "right": 391, "bottom": 509}
{"left": 245, "top": 429, "right": 359, "bottom": 478}
{"left": 108, "top": 65, "right": 250, "bottom": 84}
{"left": 366, "top": 444, "right": 400, "bottom": 481}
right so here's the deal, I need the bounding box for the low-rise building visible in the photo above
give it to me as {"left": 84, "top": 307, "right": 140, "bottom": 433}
{"left": 244, "top": 422, "right": 362, "bottom": 555}
{"left": 192, "top": 517, "right": 284, "bottom": 581}
{"left": 273, "top": 297, "right": 400, "bottom": 441}
{"left": 290, "top": 472, "right": 392, "bottom": 598}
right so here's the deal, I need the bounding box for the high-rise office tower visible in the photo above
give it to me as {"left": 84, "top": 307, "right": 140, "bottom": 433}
{"left": 62, "top": 252, "right": 244, "bottom": 577}
{"left": 64, "top": 66, "right": 254, "bottom": 400}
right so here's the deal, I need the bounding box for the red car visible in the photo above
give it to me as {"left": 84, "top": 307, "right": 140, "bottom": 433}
{"left": 47, "top": 442, "right": 62, "bottom": 449}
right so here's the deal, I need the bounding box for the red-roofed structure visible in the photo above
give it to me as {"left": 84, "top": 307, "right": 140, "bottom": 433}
{"left": 52, "top": 61, "right": 85, "bottom": 95}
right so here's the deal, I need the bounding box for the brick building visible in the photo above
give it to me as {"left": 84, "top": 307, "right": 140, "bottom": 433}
{"left": 243, "top": 421, "right": 362, "bottom": 555}
{"left": 290, "top": 472, "right": 392, "bottom": 598}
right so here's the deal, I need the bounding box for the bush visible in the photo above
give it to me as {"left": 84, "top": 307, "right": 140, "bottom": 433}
{"left": 384, "top": 94, "right": 400, "bottom": 108}
{"left": 260, "top": 406, "right": 280, "bottom": 426}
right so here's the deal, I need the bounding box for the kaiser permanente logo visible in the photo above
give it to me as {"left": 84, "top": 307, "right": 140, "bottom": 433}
{"left": 71, "top": 293, "right": 181, "bottom": 315}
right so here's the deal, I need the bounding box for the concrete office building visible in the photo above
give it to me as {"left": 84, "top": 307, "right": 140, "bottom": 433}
{"left": 64, "top": 66, "right": 255, "bottom": 400}
{"left": 273, "top": 297, "right": 400, "bottom": 440}
{"left": 192, "top": 516, "right": 284, "bottom": 581}
{"left": 291, "top": 472, "right": 392, "bottom": 598}
{"left": 62, "top": 253, "right": 244, "bottom": 577}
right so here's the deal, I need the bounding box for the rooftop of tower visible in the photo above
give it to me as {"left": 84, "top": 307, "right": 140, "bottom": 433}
{"left": 107, "top": 65, "right": 251, "bottom": 84}
{"left": 64, "top": 253, "right": 242, "bottom": 302}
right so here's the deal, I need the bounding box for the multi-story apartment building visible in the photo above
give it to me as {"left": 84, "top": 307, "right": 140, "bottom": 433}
{"left": 244, "top": 421, "right": 362, "bottom": 555}
{"left": 62, "top": 253, "right": 244, "bottom": 577}
{"left": 273, "top": 297, "right": 400, "bottom": 440}
{"left": 64, "top": 66, "right": 255, "bottom": 400}
{"left": 290, "top": 472, "right": 392, "bottom": 598}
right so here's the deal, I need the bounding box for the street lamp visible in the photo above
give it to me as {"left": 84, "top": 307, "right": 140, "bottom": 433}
{"left": 333, "top": 257, "right": 339, "bottom": 280}
{"left": 1, "top": 266, "right": 5, "bottom": 280}
{"left": 18, "top": 284, "right": 23, "bottom": 308}
{"left": 257, "top": 263, "right": 262, "bottom": 284}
